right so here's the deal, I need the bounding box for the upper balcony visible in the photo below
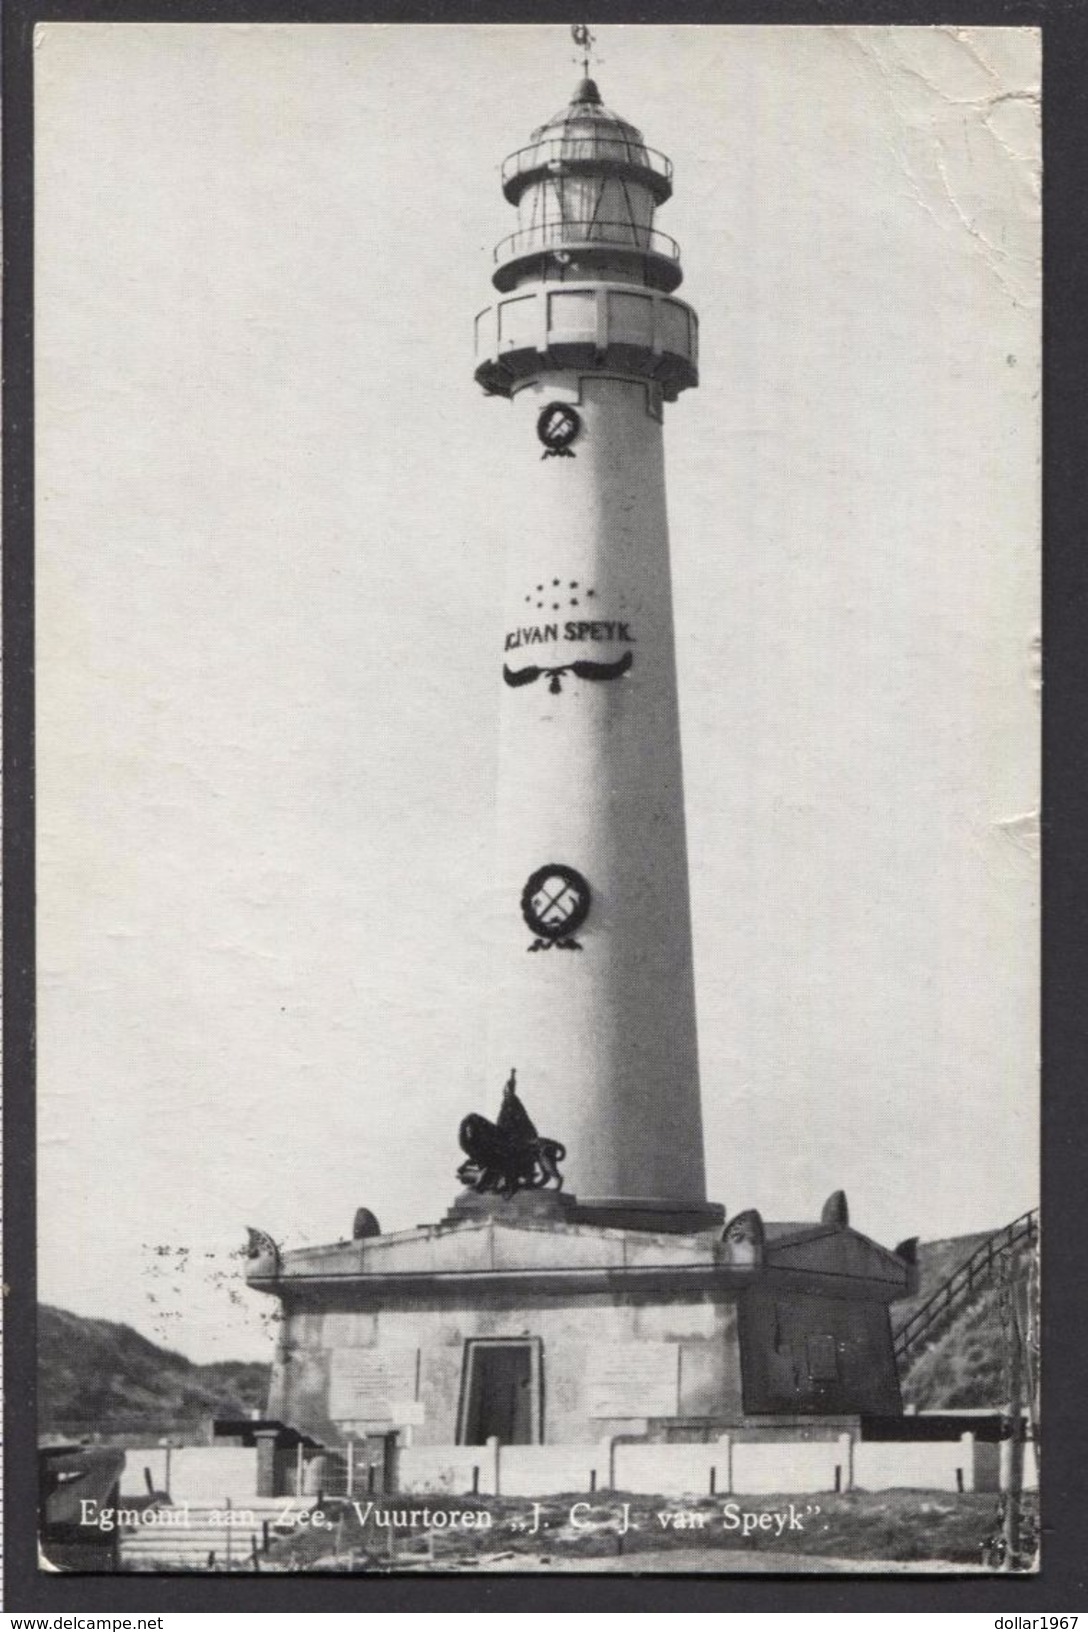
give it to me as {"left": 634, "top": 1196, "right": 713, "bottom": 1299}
{"left": 492, "top": 218, "right": 683, "bottom": 295}
{"left": 501, "top": 134, "right": 673, "bottom": 206}
{"left": 474, "top": 282, "right": 699, "bottom": 403}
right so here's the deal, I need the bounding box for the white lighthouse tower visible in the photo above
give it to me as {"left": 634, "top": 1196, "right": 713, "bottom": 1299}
{"left": 246, "top": 51, "right": 916, "bottom": 1463}
{"left": 474, "top": 68, "right": 718, "bottom": 1231}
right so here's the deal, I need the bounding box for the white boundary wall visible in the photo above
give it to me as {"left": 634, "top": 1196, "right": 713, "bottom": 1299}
{"left": 116, "top": 1435, "right": 1038, "bottom": 1501}
{"left": 853, "top": 1439, "right": 970, "bottom": 1493}
{"left": 731, "top": 1440, "right": 845, "bottom": 1495}
{"left": 398, "top": 1445, "right": 497, "bottom": 1496}
{"left": 615, "top": 1443, "right": 723, "bottom": 1497}
{"left": 119, "top": 1447, "right": 258, "bottom": 1502}
{"left": 396, "top": 1435, "right": 1037, "bottom": 1497}
{"left": 500, "top": 1446, "right": 608, "bottom": 1496}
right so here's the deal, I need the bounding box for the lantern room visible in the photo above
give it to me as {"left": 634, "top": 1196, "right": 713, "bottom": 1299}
{"left": 493, "top": 78, "right": 683, "bottom": 295}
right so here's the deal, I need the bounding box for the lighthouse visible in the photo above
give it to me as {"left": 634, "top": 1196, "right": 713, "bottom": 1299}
{"left": 245, "top": 52, "right": 913, "bottom": 1474}
{"left": 474, "top": 74, "right": 714, "bottom": 1230}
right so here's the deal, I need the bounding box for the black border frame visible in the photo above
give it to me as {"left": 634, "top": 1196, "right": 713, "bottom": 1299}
{"left": 6, "top": 0, "right": 1085, "bottom": 1611}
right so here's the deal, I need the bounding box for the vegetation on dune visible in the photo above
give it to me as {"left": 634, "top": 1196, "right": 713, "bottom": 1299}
{"left": 894, "top": 1234, "right": 996, "bottom": 1331}
{"left": 902, "top": 1283, "right": 1009, "bottom": 1410}
{"left": 897, "top": 1232, "right": 1035, "bottom": 1411}
{"left": 38, "top": 1305, "right": 270, "bottom": 1440}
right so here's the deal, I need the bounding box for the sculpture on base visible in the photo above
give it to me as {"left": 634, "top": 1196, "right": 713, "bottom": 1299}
{"left": 457, "top": 1069, "right": 566, "bottom": 1198}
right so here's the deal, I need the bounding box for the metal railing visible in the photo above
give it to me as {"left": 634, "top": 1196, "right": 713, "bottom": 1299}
{"left": 893, "top": 1208, "right": 1038, "bottom": 1365}
{"left": 502, "top": 135, "right": 673, "bottom": 191}
{"left": 495, "top": 219, "right": 680, "bottom": 265}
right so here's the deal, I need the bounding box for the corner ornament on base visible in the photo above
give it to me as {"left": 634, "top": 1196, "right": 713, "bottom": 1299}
{"left": 821, "top": 1189, "right": 849, "bottom": 1229}
{"left": 244, "top": 1227, "right": 281, "bottom": 1276}
{"left": 457, "top": 1069, "right": 566, "bottom": 1198}
{"left": 721, "top": 1208, "right": 764, "bottom": 1266}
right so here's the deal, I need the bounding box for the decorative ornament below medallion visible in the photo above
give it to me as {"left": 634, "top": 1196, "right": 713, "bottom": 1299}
{"left": 503, "top": 649, "right": 633, "bottom": 694}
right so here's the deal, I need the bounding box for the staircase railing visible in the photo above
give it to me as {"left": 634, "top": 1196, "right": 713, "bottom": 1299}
{"left": 893, "top": 1208, "right": 1038, "bottom": 1366}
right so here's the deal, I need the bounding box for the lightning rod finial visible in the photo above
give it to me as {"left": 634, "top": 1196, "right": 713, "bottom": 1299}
{"left": 571, "top": 23, "right": 597, "bottom": 81}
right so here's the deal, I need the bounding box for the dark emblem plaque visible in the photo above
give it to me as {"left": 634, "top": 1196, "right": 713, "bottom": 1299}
{"left": 537, "top": 402, "right": 581, "bottom": 458}
{"left": 521, "top": 862, "right": 591, "bottom": 950}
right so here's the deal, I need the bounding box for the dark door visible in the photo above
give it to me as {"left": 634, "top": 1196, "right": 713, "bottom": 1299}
{"left": 461, "top": 1341, "right": 535, "bottom": 1444}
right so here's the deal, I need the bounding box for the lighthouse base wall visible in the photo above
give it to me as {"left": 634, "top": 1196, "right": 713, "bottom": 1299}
{"left": 270, "top": 1283, "right": 748, "bottom": 1451}
{"left": 248, "top": 1213, "right": 911, "bottom": 1474}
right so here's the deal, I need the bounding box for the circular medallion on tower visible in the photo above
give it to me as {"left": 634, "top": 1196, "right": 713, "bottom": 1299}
{"left": 521, "top": 863, "right": 591, "bottom": 950}
{"left": 537, "top": 403, "right": 581, "bottom": 458}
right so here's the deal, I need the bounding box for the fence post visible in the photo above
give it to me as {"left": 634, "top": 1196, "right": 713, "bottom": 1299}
{"left": 837, "top": 1434, "right": 854, "bottom": 1493}
{"left": 346, "top": 1441, "right": 354, "bottom": 1498}
{"left": 487, "top": 1436, "right": 501, "bottom": 1497}
{"left": 717, "top": 1434, "right": 733, "bottom": 1495}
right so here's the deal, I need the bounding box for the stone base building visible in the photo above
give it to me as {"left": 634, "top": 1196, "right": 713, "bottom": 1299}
{"left": 245, "top": 1193, "right": 915, "bottom": 1492}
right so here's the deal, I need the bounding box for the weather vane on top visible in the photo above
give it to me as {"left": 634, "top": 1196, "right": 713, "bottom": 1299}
{"left": 571, "top": 23, "right": 599, "bottom": 78}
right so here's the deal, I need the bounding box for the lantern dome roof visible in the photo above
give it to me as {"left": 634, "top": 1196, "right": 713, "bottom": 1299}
{"left": 501, "top": 78, "right": 673, "bottom": 207}
{"left": 533, "top": 78, "right": 646, "bottom": 146}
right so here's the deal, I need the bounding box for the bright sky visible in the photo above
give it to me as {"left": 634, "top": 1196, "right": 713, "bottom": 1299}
{"left": 35, "top": 24, "right": 1039, "bottom": 1361}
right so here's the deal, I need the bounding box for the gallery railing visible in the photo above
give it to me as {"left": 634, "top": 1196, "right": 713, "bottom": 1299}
{"left": 494, "top": 219, "right": 681, "bottom": 265}
{"left": 501, "top": 136, "right": 673, "bottom": 193}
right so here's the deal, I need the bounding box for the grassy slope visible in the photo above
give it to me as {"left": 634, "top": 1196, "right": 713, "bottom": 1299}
{"left": 894, "top": 1233, "right": 994, "bottom": 1330}
{"left": 38, "top": 1305, "right": 270, "bottom": 1437}
{"left": 896, "top": 1232, "right": 1032, "bottom": 1411}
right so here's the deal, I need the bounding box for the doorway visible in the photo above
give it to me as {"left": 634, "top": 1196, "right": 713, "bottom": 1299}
{"left": 458, "top": 1339, "right": 541, "bottom": 1445}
